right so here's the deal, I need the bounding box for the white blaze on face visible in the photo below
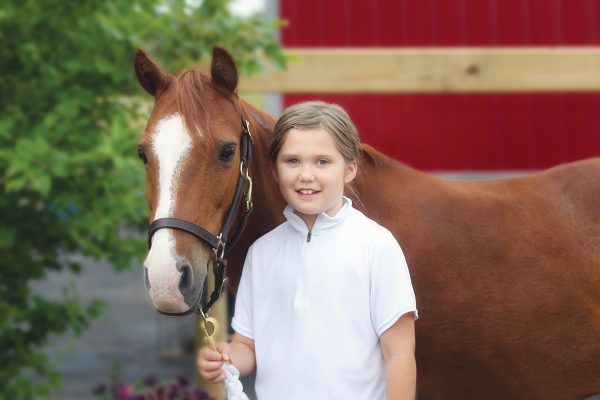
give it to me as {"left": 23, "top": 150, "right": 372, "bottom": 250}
{"left": 143, "top": 113, "right": 194, "bottom": 313}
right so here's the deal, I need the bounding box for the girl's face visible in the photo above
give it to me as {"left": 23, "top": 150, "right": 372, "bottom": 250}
{"left": 272, "top": 128, "right": 357, "bottom": 229}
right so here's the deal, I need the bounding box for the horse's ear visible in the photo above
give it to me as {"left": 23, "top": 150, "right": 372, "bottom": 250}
{"left": 211, "top": 47, "right": 238, "bottom": 94}
{"left": 134, "top": 49, "right": 172, "bottom": 96}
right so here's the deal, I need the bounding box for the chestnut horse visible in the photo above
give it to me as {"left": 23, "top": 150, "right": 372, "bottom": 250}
{"left": 135, "top": 47, "right": 600, "bottom": 399}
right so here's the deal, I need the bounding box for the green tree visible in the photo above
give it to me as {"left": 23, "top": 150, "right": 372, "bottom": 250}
{"left": 0, "top": 0, "right": 284, "bottom": 398}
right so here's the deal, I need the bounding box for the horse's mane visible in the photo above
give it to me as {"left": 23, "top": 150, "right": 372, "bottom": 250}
{"left": 175, "top": 68, "right": 235, "bottom": 148}
{"left": 360, "top": 143, "right": 401, "bottom": 169}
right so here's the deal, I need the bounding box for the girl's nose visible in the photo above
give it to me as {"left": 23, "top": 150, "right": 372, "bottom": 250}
{"left": 299, "top": 167, "right": 315, "bottom": 182}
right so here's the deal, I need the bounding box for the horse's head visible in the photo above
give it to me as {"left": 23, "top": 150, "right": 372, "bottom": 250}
{"left": 134, "top": 48, "right": 247, "bottom": 315}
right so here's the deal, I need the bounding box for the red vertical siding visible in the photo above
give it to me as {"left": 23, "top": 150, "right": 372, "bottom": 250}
{"left": 279, "top": 0, "right": 600, "bottom": 170}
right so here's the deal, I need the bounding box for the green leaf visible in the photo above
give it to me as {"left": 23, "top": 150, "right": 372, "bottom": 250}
{"left": 0, "top": 227, "right": 15, "bottom": 249}
{"left": 0, "top": 0, "right": 283, "bottom": 396}
{"left": 31, "top": 174, "right": 52, "bottom": 196}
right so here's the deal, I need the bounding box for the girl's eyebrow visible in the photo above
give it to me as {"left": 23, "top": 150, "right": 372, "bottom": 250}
{"left": 278, "top": 152, "right": 298, "bottom": 158}
{"left": 279, "top": 152, "right": 336, "bottom": 159}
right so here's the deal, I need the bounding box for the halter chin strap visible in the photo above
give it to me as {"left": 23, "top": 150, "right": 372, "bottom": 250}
{"left": 147, "top": 113, "right": 254, "bottom": 315}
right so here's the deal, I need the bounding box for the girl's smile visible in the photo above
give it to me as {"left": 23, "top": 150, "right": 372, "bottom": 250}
{"left": 297, "top": 188, "right": 320, "bottom": 198}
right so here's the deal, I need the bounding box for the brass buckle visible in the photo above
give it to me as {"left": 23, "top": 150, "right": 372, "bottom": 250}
{"left": 199, "top": 311, "right": 219, "bottom": 351}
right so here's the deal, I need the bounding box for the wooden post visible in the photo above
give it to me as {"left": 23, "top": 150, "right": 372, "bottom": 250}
{"left": 237, "top": 47, "right": 600, "bottom": 93}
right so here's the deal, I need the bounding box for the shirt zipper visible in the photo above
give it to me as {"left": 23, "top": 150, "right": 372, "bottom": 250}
{"left": 307, "top": 230, "right": 312, "bottom": 242}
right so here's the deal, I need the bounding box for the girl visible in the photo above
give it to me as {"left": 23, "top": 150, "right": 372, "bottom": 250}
{"left": 198, "top": 101, "right": 418, "bottom": 400}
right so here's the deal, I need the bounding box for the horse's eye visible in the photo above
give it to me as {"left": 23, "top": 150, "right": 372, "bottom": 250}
{"left": 137, "top": 145, "right": 148, "bottom": 164}
{"left": 219, "top": 144, "right": 236, "bottom": 162}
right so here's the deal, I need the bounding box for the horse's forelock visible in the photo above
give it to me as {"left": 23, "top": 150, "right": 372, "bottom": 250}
{"left": 175, "top": 69, "right": 213, "bottom": 148}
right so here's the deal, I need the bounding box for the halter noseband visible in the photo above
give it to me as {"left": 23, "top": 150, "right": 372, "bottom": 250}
{"left": 147, "top": 113, "right": 254, "bottom": 315}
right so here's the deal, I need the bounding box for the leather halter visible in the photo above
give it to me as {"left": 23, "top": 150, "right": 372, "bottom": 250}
{"left": 147, "top": 113, "right": 254, "bottom": 315}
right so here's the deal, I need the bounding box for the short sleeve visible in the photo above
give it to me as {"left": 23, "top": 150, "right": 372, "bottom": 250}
{"left": 369, "top": 229, "right": 418, "bottom": 337}
{"left": 231, "top": 247, "right": 255, "bottom": 340}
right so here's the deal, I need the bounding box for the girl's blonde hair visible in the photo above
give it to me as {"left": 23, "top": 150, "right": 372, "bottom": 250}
{"left": 270, "top": 101, "right": 361, "bottom": 163}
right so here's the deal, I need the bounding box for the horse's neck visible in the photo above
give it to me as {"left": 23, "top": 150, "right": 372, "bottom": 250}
{"left": 242, "top": 101, "right": 286, "bottom": 235}
{"left": 352, "top": 144, "right": 436, "bottom": 236}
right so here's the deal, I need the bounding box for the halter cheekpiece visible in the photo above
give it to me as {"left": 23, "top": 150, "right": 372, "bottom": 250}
{"left": 147, "top": 113, "right": 254, "bottom": 315}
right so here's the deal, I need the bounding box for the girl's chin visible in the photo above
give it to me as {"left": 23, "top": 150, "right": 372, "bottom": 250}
{"left": 293, "top": 207, "right": 319, "bottom": 216}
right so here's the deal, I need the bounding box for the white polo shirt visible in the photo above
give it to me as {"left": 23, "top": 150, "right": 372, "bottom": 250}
{"left": 232, "top": 198, "right": 417, "bottom": 400}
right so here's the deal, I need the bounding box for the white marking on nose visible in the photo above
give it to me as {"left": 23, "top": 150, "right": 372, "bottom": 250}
{"left": 143, "top": 113, "right": 195, "bottom": 312}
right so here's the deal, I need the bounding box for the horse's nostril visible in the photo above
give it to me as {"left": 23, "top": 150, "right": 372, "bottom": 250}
{"left": 178, "top": 265, "right": 193, "bottom": 291}
{"left": 144, "top": 267, "right": 151, "bottom": 289}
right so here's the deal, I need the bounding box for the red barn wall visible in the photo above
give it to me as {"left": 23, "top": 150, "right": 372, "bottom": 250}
{"left": 279, "top": 0, "right": 600, "bottom": 171}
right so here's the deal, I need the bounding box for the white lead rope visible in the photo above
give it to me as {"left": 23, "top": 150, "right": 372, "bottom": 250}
{"left": 222, "top": 363, "right": 250, "bottom": 400}
{"left": 200, "top": 316, "right": 250, "bottom": 400}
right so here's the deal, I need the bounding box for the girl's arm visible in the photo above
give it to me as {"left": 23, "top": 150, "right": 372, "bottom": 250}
{"left": 380, "top": 312, "right": 417, "bottom": 400}
{"left": 227, "top": 332, "right": 257, "bottom": 376}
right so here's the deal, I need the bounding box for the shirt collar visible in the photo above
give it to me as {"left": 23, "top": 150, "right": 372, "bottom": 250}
{"left": 283, "top": 197, "right": 352, "bottom": 236}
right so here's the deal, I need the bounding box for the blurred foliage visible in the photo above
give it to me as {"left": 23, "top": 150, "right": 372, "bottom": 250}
{"left": 0, "top": 0, "right": 284, "bottom": 398}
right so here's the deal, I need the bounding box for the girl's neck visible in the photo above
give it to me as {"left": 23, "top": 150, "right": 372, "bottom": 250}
{"left": 295, "top": 211, "right": 317, "bottom": 231}
{"left": 293, "top": 197, "right": 346, "bottom": 231}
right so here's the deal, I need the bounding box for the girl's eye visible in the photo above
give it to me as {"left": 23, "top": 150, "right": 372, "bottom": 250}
{"left": 219, "top": 144, "right": 236, "bottom": 162}
{"left": 137, "top": 145, "right": 148, "bottom": 165}
{"left": 317, "top": 159, "right": 329, "bottom": 166}
{"left": 287, "top": 159, "right": 299, "bottom": 165}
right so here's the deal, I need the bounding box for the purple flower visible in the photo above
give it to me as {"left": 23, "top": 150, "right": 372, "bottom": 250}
{"left": 91, "top": 374, "right": 213, "bottom": 400}
{"left": 144, "top": 374, "right": 158, "bottom": 387}
{"left": 166, "top": 384, "right": 179, "bottom": 399}
{"left": 112, "top": 384, "right": 133, "bottom": 400}
{"left": 177, "top": 375, "right": 190, "bottom": 387}
{"left": 91, "top": 383, "right": 107, "bottom": 395}
{"left": 193, "top": 389, "right": 213, "bottom": 400}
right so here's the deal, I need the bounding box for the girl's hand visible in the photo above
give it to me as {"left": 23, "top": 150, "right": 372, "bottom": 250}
{"left": 197, "top": 341, "right": 231, "bottom": 384}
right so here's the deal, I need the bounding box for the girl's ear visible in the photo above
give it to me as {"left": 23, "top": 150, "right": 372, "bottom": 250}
{"left": 344, "top": 161, "right": 358, "bottom": 183}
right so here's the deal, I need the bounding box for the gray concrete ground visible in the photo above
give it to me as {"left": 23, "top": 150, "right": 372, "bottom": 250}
{"left": 33, "top": 260, "right": 197, "bottom": 399}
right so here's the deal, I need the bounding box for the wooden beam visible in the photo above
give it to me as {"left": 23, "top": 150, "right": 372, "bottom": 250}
{"left": 238, "top": 47, "right": 600, "bottom": 93}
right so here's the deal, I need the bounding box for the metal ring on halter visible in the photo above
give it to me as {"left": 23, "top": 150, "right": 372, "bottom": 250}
{"left": 239, "top": 161, "right": 253, "bottom": 212}
{"left": 240, "top": 160, "right": 248, "bottom": 176}
{"left": 199, "top": 308, "right": 209, "bottom": 320}
{"left": 245, "top": 175, "right": 253, "bottom": 211}
{"left": 213, "top": 233, "right": 226, "bottom": 261}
